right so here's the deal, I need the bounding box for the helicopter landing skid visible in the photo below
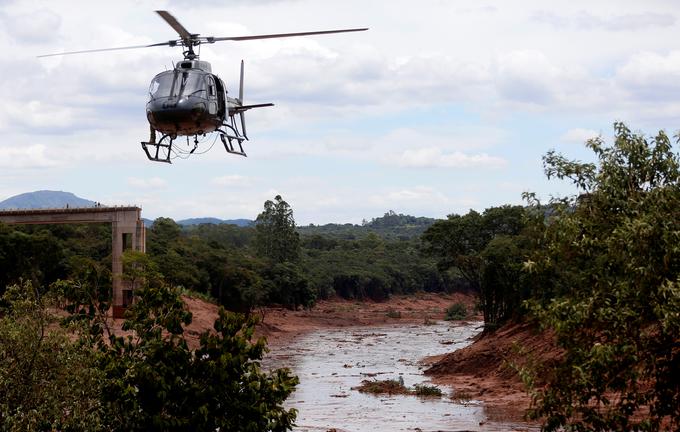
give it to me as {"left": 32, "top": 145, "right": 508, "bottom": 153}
{"left": 141, "top": 134, "right": 174, "bottom": 163}
{"left": 219, "top": 125, "right": 247, "bottom": 157}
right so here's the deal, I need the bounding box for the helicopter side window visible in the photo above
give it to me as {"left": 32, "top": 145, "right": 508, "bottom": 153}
{"left": 207, "top": 77, "right": 216, "bottom": 98}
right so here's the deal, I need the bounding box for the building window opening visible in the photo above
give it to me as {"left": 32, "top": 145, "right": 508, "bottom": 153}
{"left": 122, "top": 233, "right": 133, "bottom": 251}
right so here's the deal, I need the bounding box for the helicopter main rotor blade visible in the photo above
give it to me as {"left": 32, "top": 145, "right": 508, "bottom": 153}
{"left": 156, "top": 10, "right": 194, "bottom": 42}
{"left": 209, "top": 28, "right": 368, "bottom": 43}
{"left": 37, "top": 41, "right": 173, "bottom": 58}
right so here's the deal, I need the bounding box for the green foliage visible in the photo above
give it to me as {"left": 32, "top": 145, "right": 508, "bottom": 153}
{"left": 255, "top": 195, "right": 301, "bottom": 264}
{"left": 422, "top": 205, "right": 529, "bottom": 328}
{"left": 0, "top": 254, "right": 299, "bottom": 431}
{"left": 303, "top": 235, "right": 451, "bottom": 300}
{"left": 356, "top": 377, "right": 409, "bottom": 395}
{"left": 0, "top": 281, "right": 105, "bottom": 431}
{"left": 0, "top": 224, "right": 66, "bottom": 294}
{"left": 99, "top": 251, "right": 299, "bottom": 431}
{"left": 525, "top": 123, "right": 680, "bottom": 431}
{"left": 413, "top": 383, "right": 443, "bottom": 397}
{"left": 264, "top": 261, "right": 315, "bottom": 310}
{"left": 356, "top": 377, "right": 443, "bottom": 398}
{"left": 444, "top": 302, "right": 467, "bottom": 320}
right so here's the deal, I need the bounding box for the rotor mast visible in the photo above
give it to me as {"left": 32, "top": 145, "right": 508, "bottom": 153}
{"left": 155, "top": 10, "right": 199, "bottom": 60}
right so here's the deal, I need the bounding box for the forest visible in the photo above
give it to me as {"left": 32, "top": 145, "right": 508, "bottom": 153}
{"left": 0, "top": 205, "right": 458, "bottom": 313}
{"left": 1, "top": 122, "right": 679, "bottom": 430}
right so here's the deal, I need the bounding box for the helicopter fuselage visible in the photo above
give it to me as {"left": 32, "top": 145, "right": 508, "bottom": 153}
{"left": 146, "top": 60, "right": 228, "bottom": 136}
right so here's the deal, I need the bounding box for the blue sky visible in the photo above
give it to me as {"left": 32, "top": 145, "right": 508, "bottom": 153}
{"left": 2, "top": 0, "right": 680, "bottom": 224}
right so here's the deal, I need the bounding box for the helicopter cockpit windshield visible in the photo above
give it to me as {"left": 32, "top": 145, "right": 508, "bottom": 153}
{"left": 149, "top": 70, "right": 207, "bottom": 100}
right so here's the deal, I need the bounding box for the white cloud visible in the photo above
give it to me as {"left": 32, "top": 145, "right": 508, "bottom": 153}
{"left": 211, "top": 174, "right": 251, "bottom": 186}
{"left": 615, "top": 50, "right": 680, "bottom": 101}
{"left": 5, "top": 0, "right": 680, "bottom": 226}
{"left": 495, "top": 50, "right": 568, "bottom": 106}
{"left": 0, "top": 144, "right": 58, "bottom": 169}
{"left": 1, "top": 101, "right": 80, "bottom": 131}
{"left": 392, "top": 147, "right": 506, "bottom": 169}
{"left": 127, "top": 177, "right": 167, "bottom": 188}
{"left": 532, "top": 10, "right": 675, "bottom": 32}
{"left": 0, "top": 9, "right": 61, "bottom": 43}
{"left": 561, "top": 128, "right": 601, "bottom": 143}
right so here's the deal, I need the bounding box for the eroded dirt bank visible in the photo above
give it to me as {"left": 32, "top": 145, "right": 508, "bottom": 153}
{"left": 424, "top": 321, "right": 558, "bottom": 422}
{"left": 179, "top": 292, "right": 546, "bottom": 421}
{"left": 256, "top": 292, "right": 476, "bottom": 344}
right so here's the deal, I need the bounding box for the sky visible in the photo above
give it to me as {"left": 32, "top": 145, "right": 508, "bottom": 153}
{"left": 2, "top": 0, "right": 680, "bottom": 224}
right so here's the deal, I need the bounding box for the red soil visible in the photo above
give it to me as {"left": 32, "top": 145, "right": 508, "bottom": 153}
{"left": 131, "top": 293, "right": 554, "bottom": 421}
{"left": 423, "top": 321, "right": 559, "bottom": 423}
{"left": 255, "top": 292, "right": 477, "bottom": 344}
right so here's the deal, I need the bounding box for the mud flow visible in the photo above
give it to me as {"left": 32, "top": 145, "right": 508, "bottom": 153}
{"left": 264, "top": 321, "right": 537, "bottom": 432}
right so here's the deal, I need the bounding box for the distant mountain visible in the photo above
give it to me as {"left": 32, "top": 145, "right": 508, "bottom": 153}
{"left": 0, "top": 190, "right": 96, "bottom": 210}
{"left": 177, "top": 217, "right": 253, "bottom": 227}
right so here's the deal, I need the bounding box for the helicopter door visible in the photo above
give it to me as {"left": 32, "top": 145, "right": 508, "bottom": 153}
{"left": 213, "top": 76, "right": 226, "bottom": 117}
{"left": 207, "top": 76, "right": 218, "bottom": 115}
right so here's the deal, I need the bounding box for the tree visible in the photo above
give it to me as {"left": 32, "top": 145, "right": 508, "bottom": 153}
{"left": 421, "top": 205, "right": 527, "bottom": 327}
{"left": 254, "top": 195, "right": 301, "bottom": 263}
{"left": 0, "top": 281, "right": 105, "bottom": 431}
{"left": 525, "top": 123, "right": 680, "bottom": 431}
{"left": 96, "top": 251, "right": 299, "bottom": 431}
{"left": 264, "top": 262, "right": 316, "bottom": 309}
{"left": 0, "top": 225, "right": 65, "bottom": 295}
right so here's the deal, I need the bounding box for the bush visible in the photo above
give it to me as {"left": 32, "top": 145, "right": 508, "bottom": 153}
{"left": 355, "top": 377, "right": 408, "bottom": 395}
{"left": 413, "top": 384, "right": 443, "bottom": 397}
{"left": 444, "top": 302, "right": 467, "bottom": 320}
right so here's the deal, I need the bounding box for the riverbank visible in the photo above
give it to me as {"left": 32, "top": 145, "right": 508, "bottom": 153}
{"left": 179, "top": 292, "right": 538, "bottom": 422}
{"left": 423, "top": 321, "right": 558, "bottom": 423}
{"left": 257, "top": 292, "right": 476, "bottom": 344}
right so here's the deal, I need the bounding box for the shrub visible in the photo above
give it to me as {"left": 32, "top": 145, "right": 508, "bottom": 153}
{"left": 444, "top": 302, "right": 467, "bottom": 320}
{"left": 414, "top": 384, "right": 443, "bottom": 397}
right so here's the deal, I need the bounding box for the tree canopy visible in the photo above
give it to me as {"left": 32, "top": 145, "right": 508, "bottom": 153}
{"left": 255, "top": 195, "right": 301, "bottom": 264}
{"left": 524, "top": 123, "right": 680, "bottom": 431}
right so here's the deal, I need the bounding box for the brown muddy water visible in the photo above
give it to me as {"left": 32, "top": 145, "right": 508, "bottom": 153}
{"left": 264, "top": 321, "right": 538, "bottom": 432}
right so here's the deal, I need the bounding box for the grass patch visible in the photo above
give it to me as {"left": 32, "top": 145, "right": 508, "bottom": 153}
{"left": 444, "top": 302, "right": 467, "bottom": 321}
{"left": 414, "top": 383, "right": 443, "bottom": 397}
{"left": 356, "top": 377, "right": 409, "bottom": 395}
{"left": 355, "top": 377, "right": 444, "bottom": 398}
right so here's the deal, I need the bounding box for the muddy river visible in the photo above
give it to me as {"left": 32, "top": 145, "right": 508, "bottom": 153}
{"left": 265, "top": 321, "right": 537, "bottom": 432}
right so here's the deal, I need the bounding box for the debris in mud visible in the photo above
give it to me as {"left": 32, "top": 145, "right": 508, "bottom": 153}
{"left": 354, "top": 378, "right": 410, "bottom": 395}
{"left": 353, "top": 377, "right": 445, "bottom": 398}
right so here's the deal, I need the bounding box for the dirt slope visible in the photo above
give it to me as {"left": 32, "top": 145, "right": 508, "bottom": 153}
{"left": 175, "top": 293, "right": 555, "bottom": 422}
{"left": 423, "top": 321, "right": 559, "bottom": 422}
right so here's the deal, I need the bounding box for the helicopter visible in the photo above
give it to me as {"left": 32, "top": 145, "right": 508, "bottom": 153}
{"left": 39, "top": 10, "right": 367, "bottom": 163}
